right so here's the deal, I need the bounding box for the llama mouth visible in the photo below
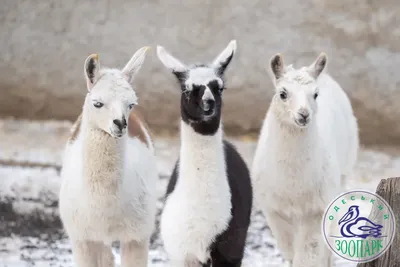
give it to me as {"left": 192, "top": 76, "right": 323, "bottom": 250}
{"left": 203, "top": 108, "right": 216, "bottom": 117}
{"left": 294, "top": 119, "right": 310, "bottom": 128}
{"left": 110, "top": 130, "right": 124, "bottom": 138}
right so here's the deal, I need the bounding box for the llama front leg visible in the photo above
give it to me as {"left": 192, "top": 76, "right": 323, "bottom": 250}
{"left": 98, "top": 244, "right": 114, "bottom": 267}
{"left": 120, "top": 239, "right": 149, "bottom": 267}
{"left": 263, "top": 209, "right": 294, "bottom": 262}
{"left": 71, "top": 240, "right": 108, "bottom": 267}
{"left": 292, "top": 216, "right": 332, "bottom": 267}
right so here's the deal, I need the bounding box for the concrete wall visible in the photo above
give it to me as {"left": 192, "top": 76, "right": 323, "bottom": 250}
{"left": 1, "top": 0, "right": 400, "bottom": 145}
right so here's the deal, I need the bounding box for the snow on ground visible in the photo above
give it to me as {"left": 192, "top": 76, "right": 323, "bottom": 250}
{"left": 1, "top": 118, "right": 400, "bottom": 267}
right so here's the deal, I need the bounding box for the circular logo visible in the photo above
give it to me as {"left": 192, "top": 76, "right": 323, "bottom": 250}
{"left": 322, "top": 190, "right": 396, "bottom": 263}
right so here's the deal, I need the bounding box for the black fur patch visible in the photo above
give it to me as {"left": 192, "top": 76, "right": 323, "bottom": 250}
{"left": 208, "top": 79, "right": 223, "bottom": 92}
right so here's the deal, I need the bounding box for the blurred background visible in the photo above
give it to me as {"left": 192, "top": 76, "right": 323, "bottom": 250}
{"left": 1, "top": 1, "right": 400, "bottom": 266}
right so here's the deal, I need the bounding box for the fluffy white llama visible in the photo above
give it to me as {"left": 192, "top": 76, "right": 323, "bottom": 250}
{"left": 251, "top": 53, "right": 359, "bottom": 267}
{"left": 156, "top": 40, "right": 253, "bottom": 267}
{"left": 59, "top": 47, "right": 157, "bottom": 267}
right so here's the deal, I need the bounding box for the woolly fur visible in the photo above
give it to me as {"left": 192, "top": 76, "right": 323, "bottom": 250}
{"left": 251, "top": 53, "right": 359, "bottom": 267}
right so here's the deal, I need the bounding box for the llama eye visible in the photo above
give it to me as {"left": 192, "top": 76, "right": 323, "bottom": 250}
{"left": 128, "top": 103, "right": 135, "bottom": 109}
{"left": 314, "top": 92, "right": 319, "bottom": 99}
{"left": 280, "top": 91, "right": 287, "bottom": 100}
{"left": 93, "top": 102, "right": 104, "bottom": 108}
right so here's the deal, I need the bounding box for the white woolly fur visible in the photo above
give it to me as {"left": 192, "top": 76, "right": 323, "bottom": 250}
{"left": 251, "top": 53, "right": 359, "bottom": 267}
{"left": 58, "top": 47, "right": 157, "bottom": 267}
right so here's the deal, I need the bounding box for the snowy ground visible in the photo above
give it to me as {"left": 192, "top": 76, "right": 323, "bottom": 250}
{"left": 1, "top": 118, "right": 400, "bottom": 267}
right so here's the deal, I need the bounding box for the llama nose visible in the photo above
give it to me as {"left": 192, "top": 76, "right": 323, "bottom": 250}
{"left": 201, "top": 99, "right": 215, "bottom": 112}
{"left": 113, "top": 117, "right": 127, "bottom": 131}
{"left": 297, "top": 110, "right": 309, "bottom": 123}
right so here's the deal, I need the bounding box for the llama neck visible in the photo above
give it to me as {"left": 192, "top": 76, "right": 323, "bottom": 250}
{"left": 268, "top": 111, "right": 319, "bottom": 151}
{"left": 80, "top": 115, "right": 124, "bottom": 191}
{"left": 178, "top": 120, "right": 226, "bottom": 187}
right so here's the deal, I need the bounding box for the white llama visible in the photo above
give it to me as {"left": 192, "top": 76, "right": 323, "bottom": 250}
{"left": 59, "top": 47, "right": 157, "bottom": 267}
{"left": 251, "top": 53, "right": 359, "bottom": 267}
{"left": 156, "top": 40, "right": 253, "bottom": 267}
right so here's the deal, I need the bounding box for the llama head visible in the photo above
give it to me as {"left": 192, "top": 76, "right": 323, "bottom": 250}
{"left": 156, "top": 40, "right": 237, "bottom": 134}
{"left": 268, "top": 52, "right": 327, "bottom": 128}
{"left": 83, "top": 47, "right": 150, "bottom": 138}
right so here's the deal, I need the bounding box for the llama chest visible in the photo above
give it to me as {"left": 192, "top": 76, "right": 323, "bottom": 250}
{"left": 160, "top": 167, "right": 232, "bottom": 263}
{"left": 61, "top": 175, "right": 153, "bottom": 243}
{"left": 59, "top": 138, "right": 157, "bottom": 243}
{"left": 257, "top": 142, "right": 339, "bottom": 216}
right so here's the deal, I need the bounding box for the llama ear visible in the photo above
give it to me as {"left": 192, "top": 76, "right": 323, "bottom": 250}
{"left": 211, "top": 40, "right": 237, "bottom": 75}
{"left": 84, "top": 54, "right": 100, "bottom": 91}
{"left": 122, "top": 46, "right": 151, "bottom": 84}
{"left": 269, "top": 53, "right": 285, "bottom": 83}
{"left": 156, "top": 45, "right": 187, "bottom": 73}
{"left": 308, "top": 52, "right": 328, "bottom": 79}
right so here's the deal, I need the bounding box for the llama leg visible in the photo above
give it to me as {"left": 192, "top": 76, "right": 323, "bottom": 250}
{"left": 98, "top": 244, "right": 114, "bottom": 267}
{"left": 120, "top": 239, "right": 149, "bottom": 267}
{"left": 263, "top": 209, "right": 294, "bottom": 261}
{"left": 292, "top": 216, "right": 331, "bottom": 267}
{"left": 71, "top": 240, "right": 102, "bottom": 267}
{"left": 211, "top": 251, "right": 242, "bottom": 267}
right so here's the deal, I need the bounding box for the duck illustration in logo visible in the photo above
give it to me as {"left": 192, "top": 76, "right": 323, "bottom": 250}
{"left": 338, "top": 205, "right": 383, "bottom": 239}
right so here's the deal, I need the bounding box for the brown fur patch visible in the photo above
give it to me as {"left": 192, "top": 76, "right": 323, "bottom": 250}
{"left": 68, "top": 113, "right": 82, "bottom": 143}
{"left": 128, "top": 109, "right": 153, "bottom": 148}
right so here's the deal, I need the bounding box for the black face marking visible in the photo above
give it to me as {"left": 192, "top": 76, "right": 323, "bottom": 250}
{"left": 173, "top": 67, "right": 225, "bottom": 136}
{"left": 208, "top": 79, "right": 223, "bottom": 94}
{"left": 86, "top": 58, "right": 97, "bottom": 83}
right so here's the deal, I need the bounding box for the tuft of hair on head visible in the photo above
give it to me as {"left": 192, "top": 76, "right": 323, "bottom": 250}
{"left": 84, "top": 53, "right": 100, "bottom": 91}
{"left": 211, "top": 39, "right": 237, "bottom": 76}
{"left": 122, "top": 46, "right": 152, "bottom": 84}
{"left": 269, "top": 53, "right": 285, "bottom": 85}
{"left": 308, "top": 52, "right": 328, "bottom": 79}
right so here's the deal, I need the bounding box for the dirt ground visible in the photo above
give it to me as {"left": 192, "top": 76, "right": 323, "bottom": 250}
{"left": 1, "top": 118, "right": 400, "bottom": 267}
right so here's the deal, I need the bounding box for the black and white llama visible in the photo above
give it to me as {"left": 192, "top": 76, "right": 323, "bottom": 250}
{"left": 156, "top": 40, "right": 253, "bottom": 267}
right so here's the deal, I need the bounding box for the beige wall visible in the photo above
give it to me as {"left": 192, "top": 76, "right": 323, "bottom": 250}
{"left": 1, "top": 0, "right": 400, "bottom": 145}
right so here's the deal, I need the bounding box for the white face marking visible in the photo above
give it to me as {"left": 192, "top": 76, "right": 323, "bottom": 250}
{"left": 201, "top": 87, "right": 214, "bottom": 101}
{"left": 184, "top": 67, "right": 223, "bottom": 91}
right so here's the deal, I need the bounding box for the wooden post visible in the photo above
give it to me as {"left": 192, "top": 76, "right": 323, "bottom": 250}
{"left": 357, "top": 177, "right": 400, "bottom": 267}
